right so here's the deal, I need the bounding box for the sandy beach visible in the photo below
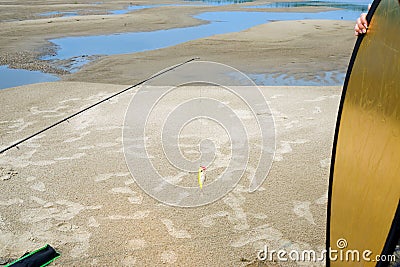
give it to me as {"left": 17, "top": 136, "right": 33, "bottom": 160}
{"left": 0, "top": 0, "right": 359, "bottom": 266}
{"left": 0, "top": 82, "right": 340, "bottom": 266}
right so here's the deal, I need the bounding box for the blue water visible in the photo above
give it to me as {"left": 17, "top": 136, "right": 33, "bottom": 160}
{"left": 41, "top": 4, "right": 210, "bottom": 18}
{"left": 247, "top": 0, "right": 368, "bottom": 11}
{"left": 39, "top": 5, "right": 163, "bottom": 17}
{"left": 43, "top": 10, "right": 362, "bottom": 62}
{"left": 40, "top": 0, "right": 368, "bottom": 17}
{"left": 109, "top": 4, "right": 210, "bottom": 15}
{"left": 184, "top": 0, "right": 254, "bottom": 4}
{"left": 0, "top": 65, "right": 59, "bottom": 90}
{"left": 40, "top": 0, "right": 369, "bottom": 17}
{"left": 40, "top": 11, "right": 79, "bottom": 17}
{"left": 109, "top": 1, "right": 257, "bottom": 15}
{"left": 4, "top": 5, "right": 367, "bottom": 89}
{"left": 109, "top": 5, "right": 163, "bottom": 15}
{"left": 41, "top": 2, "right": 251, "bottom": 17}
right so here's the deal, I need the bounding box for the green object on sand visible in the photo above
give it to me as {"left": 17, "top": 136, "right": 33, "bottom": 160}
{"left": 5, "top": 244, "right": 60, "bottom": 267}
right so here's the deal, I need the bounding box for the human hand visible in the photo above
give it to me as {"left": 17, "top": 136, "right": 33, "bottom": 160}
{"left": 354, "top": 4, "right": 371, "bottom": 36}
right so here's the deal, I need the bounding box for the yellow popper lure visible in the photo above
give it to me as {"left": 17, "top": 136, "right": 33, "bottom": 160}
{"left": 198, "top": 166, "right": 207, "bottom": 189}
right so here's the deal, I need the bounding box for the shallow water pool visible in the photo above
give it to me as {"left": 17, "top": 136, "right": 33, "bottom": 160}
{"left": 247, "top": 0, "right": 368, "bottom": 11}
{"left": 40, "top": 11, "right": 79, "bottom": 17}
{"left": 43, "top": 10, "right": 363, "bottom": 62}
{"left": 4, "top": 3, "right": 369, "bottom": 89}
{"left": 0, "top": 65, "right": 59, "bottom": 90}
{"left": 184, "top": 0, "right": 254, "bottom": 4}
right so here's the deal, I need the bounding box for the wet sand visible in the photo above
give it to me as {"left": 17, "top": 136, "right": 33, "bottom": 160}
{"left": 66, "top": 19, "right": 355, "bottom": 85}
{"left": 0, "top": 0, "right": 355, "bottom": 82}
{"left": 0, "top": 0, "right": 358, "bottom": 266}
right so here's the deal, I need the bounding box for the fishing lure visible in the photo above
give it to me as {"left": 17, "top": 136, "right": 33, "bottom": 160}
{"left": 198, "top": 166, "right": 207, "bottom": 189}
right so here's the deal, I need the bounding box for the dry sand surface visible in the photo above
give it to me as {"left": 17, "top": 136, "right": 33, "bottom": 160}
{"left": 0, "top": 82, "right": 340, "bottom": 266}
{"left": 0, "top": 0, "right": 360, "bottom": 266}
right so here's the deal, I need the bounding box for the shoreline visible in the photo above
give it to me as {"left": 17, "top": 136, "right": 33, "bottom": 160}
{"left": 0, "top": 1, "right": 356, "bottom": 86}
{"left": 64, "top": 19, "right": 355, "bottom": 86}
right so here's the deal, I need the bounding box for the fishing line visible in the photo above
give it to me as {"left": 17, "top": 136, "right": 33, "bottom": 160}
{"left": 0, "top": 57, "right": 200, "bottom": 155}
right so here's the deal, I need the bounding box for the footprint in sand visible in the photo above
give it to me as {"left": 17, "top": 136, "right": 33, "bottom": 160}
{"left": 274, "top": 142, "right": 292, "bottom": 162}
{"left": 199, "top": 186, "right": 262, "bottom": 231}
{"left": 0, "top": 150, "right": 56, "bottom": 168}
{"left": 161, "top": 218, "right": 191, "bottom": 239}
{"left": 54, "top": 153, "right": 85, "bottom": 161}
{"left": 30, "top": 105, "right": 69, "bottom": 118}
{"left": 127, "top": 239, "right": 146, "bottom": 251}
{"left": 95, "top": 172, "right": 131, "bottom": 182}
{"left": 230, "top": 224, "right": 283, "bottom": 248}
{"left": 6, "top": 196, "right": 101, "bottom": 258}
{"left": 293, "top": 201, "right": 315, "bottom": 225}
{"left": 30, "top": 181, "right": 46, "bottom": 192}
{"left": 56, "top": 221, "right": 76, "bottom": 232}
{"left": 110, "top": 186, "right": 143, "bottom": 204}
{"left": 161, "top": 250, "right": 177, "bottom": 264}
{"left": 223, "top": 192, "right": 249, "bottom": 231}
{"left": 0, "top": 198, "right": 23, "bottom": 206}
{"left": 21, "top": 197, "right": 102, "bottom": 223}
{"left": 121, "top": 256, "right": 137, "bottom": 266}
{"left": 87, "top": 217, "right": 100, "bottom": 228}
{"left": 0, "top": 167, "right": 18, "bottom": 181}
{"left": 315, "top": 191, "right": 328, "bottom": 205}
{"left": 7, "top": 118, "right": 36, "bottom": 133}
{"left": 274, "top": 139, "right": 310, "bottom": 162}
{"left": 200, "top": 211, "right": 230, "bottom": 228}
{"left": 108, "top": 211, "right": 150, "bottom": 221}
{"left": 319, "top": 158, "right": 331, "bottom": 168}
{"left": 63, "top": 131, "right": 90, "bottom": 143}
